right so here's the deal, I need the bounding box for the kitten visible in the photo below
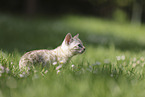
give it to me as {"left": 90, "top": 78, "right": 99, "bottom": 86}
{"left": 19, "top": 33, "right": 85, "bottom": 72}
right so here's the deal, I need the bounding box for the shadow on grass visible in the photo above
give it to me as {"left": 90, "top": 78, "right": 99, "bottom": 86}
{"left": 1, "top": 31, "right": 145, "bottom": 52}
{"left": 0, "top": 15, "right": 145, "bottom": 52}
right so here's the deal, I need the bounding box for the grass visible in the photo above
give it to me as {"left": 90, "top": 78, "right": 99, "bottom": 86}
{"left": 1, "top": 14, "right": 145, "bottom": 97}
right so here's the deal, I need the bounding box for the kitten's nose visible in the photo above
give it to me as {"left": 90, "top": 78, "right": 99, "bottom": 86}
{"left": 83, "top": 47, "right": 85, "bottom": 51}
{"left": 80, "top": 47, "right": 85, "bottom": 54}
{"left": 83, "top": 47, "right": 86, "bottom": 51}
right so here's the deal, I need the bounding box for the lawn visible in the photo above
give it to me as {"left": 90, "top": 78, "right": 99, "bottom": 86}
{"left": 0, "top": 14, "right": 145, "bottom": 97}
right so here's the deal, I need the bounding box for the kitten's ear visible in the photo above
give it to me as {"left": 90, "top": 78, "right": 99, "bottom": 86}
{"left": 74, "top": 34, "right": 79, "bottom": 38}
{"left": 65, "top": 33, "right": 72, "bottom": 45}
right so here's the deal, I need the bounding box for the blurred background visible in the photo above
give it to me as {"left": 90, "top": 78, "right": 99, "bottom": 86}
{"left": 0, "top": 0, "right": 145, "bottom": 52}
{"left": 1, "top": 1, "right": 145, "bottom": 97}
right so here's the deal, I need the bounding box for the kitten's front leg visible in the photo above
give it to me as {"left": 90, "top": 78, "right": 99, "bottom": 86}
{"left": 55, "top": 59, "right": 67, "bottom": 74}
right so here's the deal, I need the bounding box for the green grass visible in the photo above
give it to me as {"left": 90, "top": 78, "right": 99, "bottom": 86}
{"left": 1, "top": 14, "right": 145, "bottom": 97}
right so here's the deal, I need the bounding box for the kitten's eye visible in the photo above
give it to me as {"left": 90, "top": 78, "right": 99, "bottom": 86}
{"left": 78, "top": 44, "right": 82, "bottom": 48}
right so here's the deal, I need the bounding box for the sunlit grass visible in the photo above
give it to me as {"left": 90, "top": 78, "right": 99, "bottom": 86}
{"left": 1, "top": 46, "right": 145, "bottom": 97}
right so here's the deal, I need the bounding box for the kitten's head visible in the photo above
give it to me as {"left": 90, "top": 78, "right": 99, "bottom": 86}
{"left": 61, "top": 33, "right": 85, "bottom": 55}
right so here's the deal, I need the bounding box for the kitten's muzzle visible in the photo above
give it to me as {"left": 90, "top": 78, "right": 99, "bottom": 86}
{"left": 83, "top": 47, "right": 85, "bottom": 51}
{"left": 80, "top": 47, "right": 85, "bottom": 53}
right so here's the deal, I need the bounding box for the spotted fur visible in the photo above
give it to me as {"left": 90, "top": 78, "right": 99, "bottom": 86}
{"left": 19, "top": 33, "right": 85, "bottom": 71}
